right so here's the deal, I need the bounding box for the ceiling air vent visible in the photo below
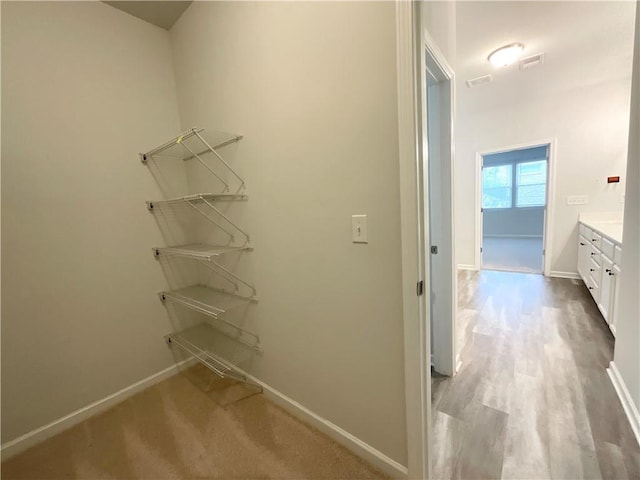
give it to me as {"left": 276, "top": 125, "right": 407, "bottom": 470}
{"left": 519, "top": 53, "right": 545, "bottom": 70}
{"left": 466, "top": 74, "right": 493, "bottom": 88}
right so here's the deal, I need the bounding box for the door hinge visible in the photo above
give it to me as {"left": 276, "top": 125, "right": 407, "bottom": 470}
{"left": 481, "top": 208, "right": 484, "bottom": 213}
{"left": 417, "top": 280, "right": 424, "bottom": 296}
{"left": 480, "top": 247, "right": 483, "bottom": 253}
{"left": 431, "top": 245, "right": 438, "bottom": 254}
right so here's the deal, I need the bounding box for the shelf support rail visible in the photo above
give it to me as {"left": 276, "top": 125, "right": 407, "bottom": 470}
{"left": 196, "top": 259, "right": 257, "bottom": 298}
{"left": 177, "top": 139, "right": 231, "bottom": 192}
{"left": 193, "top": 130, "right": 245, "bottom": 189}
{"left": 161, "top": 292, "right": 261, "bottom": 351}
{"left": 199, "top": 196, "right": 250, "bottom": 243}
{"left": 185, "top": 199, "right": 237, "bottom": 242}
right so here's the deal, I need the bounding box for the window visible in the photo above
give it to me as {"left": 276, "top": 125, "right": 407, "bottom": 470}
{"left": 482, "top": 159, "right": 547, "bottom": 209}
{"left": 482, "top": 165, "right": 512, "bottom": 209}
{"left": 516, "top": 160, "right": 546, "bottom": 207}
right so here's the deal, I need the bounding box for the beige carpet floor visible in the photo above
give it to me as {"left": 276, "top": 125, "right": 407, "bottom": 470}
{"left": 2, "top": 364, "right": 390, "bottom": 480}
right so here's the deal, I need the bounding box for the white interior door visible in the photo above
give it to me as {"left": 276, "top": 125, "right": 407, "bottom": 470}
{"left": 425, "top": 47, "right": 456, "bottom": 376}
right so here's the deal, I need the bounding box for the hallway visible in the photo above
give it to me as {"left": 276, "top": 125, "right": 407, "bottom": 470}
{"left": 432, "top": 270, "right": 640, "bottom": 479}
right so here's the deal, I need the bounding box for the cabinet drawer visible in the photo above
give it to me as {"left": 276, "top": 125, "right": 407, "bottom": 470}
{"left": 614, "top": 245, "right": 622, "bottom": 265}
{"left": 590, "top": 232, "right": 602, "bottom": 249}
{"left": 589, "top": 244, "right": 601, "bottom": 264}
{"left": 601, "top": 237, "right": 615, "bottom": 260}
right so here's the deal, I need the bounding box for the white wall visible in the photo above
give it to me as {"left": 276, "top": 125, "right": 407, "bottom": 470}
{"left": 169, "top": 1, "right": 407, "bottom": 465}
{"left": 454, "top": 1, "right": 636, "bottom": 274}
{"left": 1, "top": 2, "right": 183, "bottom": 443}
{"left": 613, "top": 2, "right": 640, "bottom": 425}
{"left": 423, "top": 0, "right": 456, "bottom": 67}
{"left": 484, "top": 208, "right": 544, "bottom": 237}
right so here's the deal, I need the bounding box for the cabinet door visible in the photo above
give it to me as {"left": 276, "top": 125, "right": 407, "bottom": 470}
{"left": 609, "top": 264, "right": 621, "bottom": 336}
{"left": 599, "top": 254, "right": 614, "bottom": 323}
{"left": 578, "top": 235, "right": 590, "bottom": 280}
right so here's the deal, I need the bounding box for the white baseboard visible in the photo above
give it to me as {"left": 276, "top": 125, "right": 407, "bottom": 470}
{"left": 607, "top": 361, "right": 640, "bottom": 447}
{"left": 457, "top": 264, "right": 478, "bottom": 271}
{"left": 1, "top": 358, "right": 196, "bottom": 461}
{"left": 548, "top": 270, "right": 581, "bottom": 280}
{"left": 1, "top": 359, "right": 408, "bottom": 479}
{"left": 241, "top": 371, "right": 408, "bottom": 479}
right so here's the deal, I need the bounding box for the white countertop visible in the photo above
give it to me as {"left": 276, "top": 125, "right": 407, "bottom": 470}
{"left": 579, "top": 212, "right": 624, "bottom": 245}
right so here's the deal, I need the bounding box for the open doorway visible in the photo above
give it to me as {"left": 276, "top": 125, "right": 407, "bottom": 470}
{"left": 479, "top": 144, "right": 550, "bottom": 274}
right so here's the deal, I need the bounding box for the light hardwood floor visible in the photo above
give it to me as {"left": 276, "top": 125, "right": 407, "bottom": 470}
{"left": 432, "top": 269, "right": 640, "bottom": 479}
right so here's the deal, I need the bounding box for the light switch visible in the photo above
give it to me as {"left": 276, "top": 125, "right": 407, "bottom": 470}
{"left": 567, "top": 195, "right": 588, "bottom": 206}
{"left": 352, "top": 214, "right": 368, "bottom": 243}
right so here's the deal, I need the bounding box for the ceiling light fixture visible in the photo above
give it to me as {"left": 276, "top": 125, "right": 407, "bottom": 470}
{"left": 488, "top": 43, "right": 525, "bottom": 67}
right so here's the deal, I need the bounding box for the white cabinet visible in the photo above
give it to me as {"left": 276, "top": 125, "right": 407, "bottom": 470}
{"left": 578, "top": 235, "right": 590, "bottom": 280}
{"left": 599, "top": 254, "right": 614, "bottom": 322}
{"left": 610, "top": 264, "right": 622, "bottom": 335}
{"left": 577, "top": 221, "right": 622, "bottom": 337}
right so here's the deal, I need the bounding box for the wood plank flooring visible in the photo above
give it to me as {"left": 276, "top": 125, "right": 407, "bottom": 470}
{"left": 432, "top": 269, "right": 640, "bottom": 480}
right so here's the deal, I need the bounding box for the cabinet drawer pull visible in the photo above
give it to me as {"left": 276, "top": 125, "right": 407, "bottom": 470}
{"left": 590, "top": 268, "right": 595, "bottom": 272}
{"left": 609, "top": 272, "right": 615, "bottom": 276}
{"left": 591, "top": 252, "right": 597, "bottom": 256}
{"left": 580, "top": 242, "right": 586, "bottom": 246}
{"left": 605, "top": 269, "right": 611, "bottom": 272}
{"left": 592, "top": 238, "right": 598, "bottom": 242}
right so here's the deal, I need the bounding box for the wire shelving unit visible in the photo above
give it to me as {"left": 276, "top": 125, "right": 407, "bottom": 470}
{"left": 141, "top": 127, "right": 260, "bottom": 388}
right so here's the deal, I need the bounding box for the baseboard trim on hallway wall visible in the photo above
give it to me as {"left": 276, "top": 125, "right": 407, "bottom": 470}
{"left": 0, "top": 358, "right": 196, "bottom": 462}
{"left": 548, "top": 270, "right": 581, "bottom": 280}
{"left": 607, "top": 361, "right": 640, "bottom": 447}
{"left": 457, "top": 264, "right": 477, "bottom": 271}
{"left": 240, "top": 370, "right": 409, "bottom": 479}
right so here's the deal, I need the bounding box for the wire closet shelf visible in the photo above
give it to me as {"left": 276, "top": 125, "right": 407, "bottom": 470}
{"left": 165, "top": 327, "right": 260, "bottom": 389}
{"left": 140, "top": 127, "right": 245, "bottom": 193}
{"left": 146, "top": 193, "right": 250, "bottom": 245}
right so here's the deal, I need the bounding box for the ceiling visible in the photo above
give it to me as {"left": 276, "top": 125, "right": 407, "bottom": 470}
{"left": 456, "top": 1, "right": 637, "bottom": 108}
{"left": 102, "top": 1, "right": 192, "bottom": 30}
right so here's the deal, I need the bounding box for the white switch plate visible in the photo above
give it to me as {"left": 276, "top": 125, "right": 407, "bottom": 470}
{"left": 352, "top": 214, "right": 368, "bottom": 243}
{"left": 567, "top": 195, "right": 588, "bottom": 206}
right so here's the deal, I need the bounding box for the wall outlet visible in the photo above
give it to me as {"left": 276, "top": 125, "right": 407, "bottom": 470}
{"left": 567, "top": 195, "right": 588, "bottom": 206}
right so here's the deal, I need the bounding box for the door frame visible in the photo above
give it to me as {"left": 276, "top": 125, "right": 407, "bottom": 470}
{"left": 474, "top": 139, "right": 557, "bottom": 276}
{"left": 424, "top": 34, "right": 457, "bottom": 377}
{"left": 396, "top": 1, "right": 429, "bottom": 477}
{"left": 396, "top": 1, "right": 456, "bottom": 477}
